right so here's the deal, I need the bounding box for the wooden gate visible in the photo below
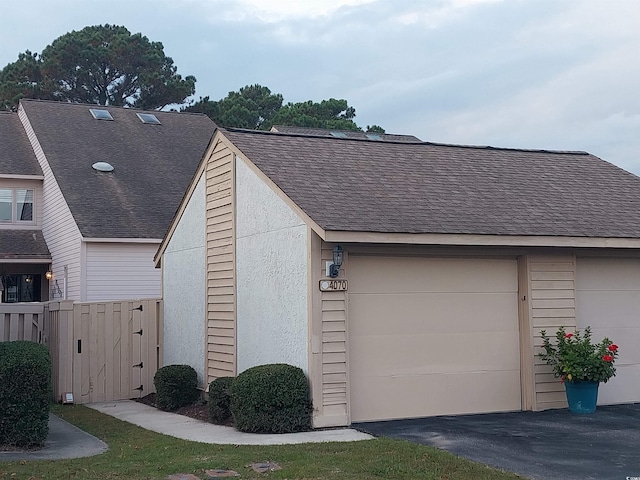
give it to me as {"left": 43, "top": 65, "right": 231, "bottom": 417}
{"left": 46, "top": 299, "right": 162, "bottom": 404}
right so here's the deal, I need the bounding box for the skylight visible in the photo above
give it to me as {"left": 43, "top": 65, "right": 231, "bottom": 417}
{"left": 92, "top": 162, "right": 114, "bottom": 172}
{"left": 330, "top": 131, "right": 347, "bottom": 138}
{"left": 366, "top": 134, "right": 383, "bottom": 140}
{"left": 137, "top": 113, "right": 161, "bottom": 125}
{"left": 89, "top": 109, "right": 113, "bottom": 121}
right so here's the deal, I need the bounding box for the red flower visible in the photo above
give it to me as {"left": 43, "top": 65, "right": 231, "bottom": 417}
{"left": 603, "top": 354, "right": 613, "bottom": 362}
{"left": 564, "top": 333, "right": 574, "bottom": 338}
{"left": 608, "top": 344, "right": 618, "bottom": 352}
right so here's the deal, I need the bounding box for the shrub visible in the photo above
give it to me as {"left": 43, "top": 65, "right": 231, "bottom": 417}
{"left": 208, "top": 377, "right": 234, "bottom": 424}
{"left": 0, "top": 341, "right": 51, "bottom": 447}
{"left": 153, "top": 364, "right": 199, "bottom": 411}
{"left": 230, "top": 363, "right": 312, "bottom": 433}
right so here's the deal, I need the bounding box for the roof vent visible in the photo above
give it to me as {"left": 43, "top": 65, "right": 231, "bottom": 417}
{"left": 92, "top": 162, "right": 114, "bottom": 172}
{"left": 137, "top": 113, "right": 161, "bottom": 125}
{"left": 89, "top": 108, "right": 113, "bottom": 120}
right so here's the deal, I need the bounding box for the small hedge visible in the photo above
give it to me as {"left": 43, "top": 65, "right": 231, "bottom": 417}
{"left": 153, "top": 364, "right": 199, "bottom": 411}
{"left": 208, "top": 377, "right": 234, "bottom": 424}
{"left": 0, "top": 341, "right": 51, "bottom": 448}
{"left": 230, "top": 363, "right": 312, "bottom": 433}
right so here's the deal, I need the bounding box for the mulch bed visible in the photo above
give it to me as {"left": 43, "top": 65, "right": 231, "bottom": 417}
{"left": 135, "top": 393, "right": 211, "bottom": 423}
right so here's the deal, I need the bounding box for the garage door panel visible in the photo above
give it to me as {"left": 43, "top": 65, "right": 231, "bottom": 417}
{"left": 349, "top": 332, "right": 520, "bottom": 376}
{"left": 576, "top": 257, "right": 640, "bottom": 290}
{"left": 599, "top": 366, "right": 640, "bottom": 404}
{"left": 349, "top": 293, "right": 518, "bottom": 335}
{"left": 350, "top": 370, "right": 522, "bottom": 422}
{"left": 348, "top": 256, "right": 517, "bottom": 294}
{"left": 576, "top": 291, "right": 640, "bottom": 326}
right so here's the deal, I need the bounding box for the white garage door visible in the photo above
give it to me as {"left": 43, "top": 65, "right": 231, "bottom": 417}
{"left": 576, "top": 257, "right": 640, "bottom": 405}
{"left": 348, "top": 256, "right": 521, "bottom": 422}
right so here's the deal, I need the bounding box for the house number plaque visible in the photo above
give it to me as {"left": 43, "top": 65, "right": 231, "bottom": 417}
{"left": 319, "top": 280, "right": 348, "bottom": 291}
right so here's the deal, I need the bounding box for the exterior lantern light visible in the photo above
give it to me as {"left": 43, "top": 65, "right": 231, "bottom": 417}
{"left": 329, "top": 245, "right": 344, "bottom": 278}
{"left": 45, "top": 270, "right": 53, "bottom": 280}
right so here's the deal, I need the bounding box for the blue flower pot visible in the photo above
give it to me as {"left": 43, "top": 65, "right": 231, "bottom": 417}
{"left": 564, "top": 381, "right": 599, "bottom": 414}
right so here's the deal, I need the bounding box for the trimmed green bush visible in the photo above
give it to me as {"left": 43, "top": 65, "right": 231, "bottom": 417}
{"left": 153, "top": 364, "right": 199, "bottom": 411}
{"left": 208, "top": 377, "right": 234, "bottom": 424}
{"left": 230, "top": 363, "right": 312, "bottom": 433}
{"left": 0, "top": 341, "right": 51, "bottom": 448}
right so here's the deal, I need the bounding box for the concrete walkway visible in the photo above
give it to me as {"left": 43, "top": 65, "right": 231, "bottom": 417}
{"left": 89, "top": 400, "right": 372, "bottom": 445}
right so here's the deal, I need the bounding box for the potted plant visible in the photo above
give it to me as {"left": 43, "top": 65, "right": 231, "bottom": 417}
{"left": 539, "top": 326, "right": 619, "bottom": 414}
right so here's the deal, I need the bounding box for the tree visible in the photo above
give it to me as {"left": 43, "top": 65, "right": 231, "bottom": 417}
{"left": 268, "top": 98, "right": 360, "bottom": 131}
{"left": 0, "top": 25, "right": 195, "bottom": 110}
{"left": 366, "top": 125, "right": 386, "bottom": 133}
{"left": 185, "top": 84, "right": 283, "bottom": 129}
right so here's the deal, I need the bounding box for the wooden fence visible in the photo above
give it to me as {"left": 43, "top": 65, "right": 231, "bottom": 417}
{"left": 1, "top": 299, "right": 162, "bottom": 404}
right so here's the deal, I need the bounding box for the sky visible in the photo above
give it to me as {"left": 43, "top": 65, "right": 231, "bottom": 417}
{"left": 1, "top": 0, "right": 639, "bottom": 173}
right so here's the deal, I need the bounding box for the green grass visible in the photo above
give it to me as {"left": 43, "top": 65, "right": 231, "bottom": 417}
{"left": 0, "top": 405, "right": 527, "bottom": 480}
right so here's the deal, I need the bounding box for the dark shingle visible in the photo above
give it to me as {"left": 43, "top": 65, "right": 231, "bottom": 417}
{"left": 271, "top": 125, "right": 421, "bottom": 142}
{"left": 223, "top": 128, "right": 640, "bottom": 239}
{"left": 0, "top": 230, "right": 50, "bottom": 259}
{"left": 0, "top": 112, "right": 42, "bottom": 176}
{"left": 21, "top": 100, "right": 216, "bottom": 239}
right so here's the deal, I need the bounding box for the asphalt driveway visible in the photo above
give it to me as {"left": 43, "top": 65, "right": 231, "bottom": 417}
{"left": 355, "top": 403, "right": 640, "bottom": 480}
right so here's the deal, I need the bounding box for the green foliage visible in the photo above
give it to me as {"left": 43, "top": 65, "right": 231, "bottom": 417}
{"left": 539, "top": 326, "right": 619, "bottom": 383}
{"left": 0, "top": 341, "right": 51, "bottom": 447}
{"left": 366, "top": 124, "right": 386, "bottom": 133}
{"left": 0, "top": 24, "right": 195, "bottom": 110}
{"left": 269, "top": 98, "right": 360, "bottom": 131}
{"left": 208, "top": 376, "right": 234, "bottom": 424}
{"left": 153, "top": 364, "right": 199, "bottom": 411}
{"left": 230, "top": 363, "right": 312, "bottom": 433}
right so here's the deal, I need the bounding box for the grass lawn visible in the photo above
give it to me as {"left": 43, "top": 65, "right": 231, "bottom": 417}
{"left": 0, "top": 405, "right": 527, "bottom": 480}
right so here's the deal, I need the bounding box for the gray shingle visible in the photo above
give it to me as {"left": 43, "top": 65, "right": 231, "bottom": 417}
{"left": 271, "top": 125, "right": 421, "bottom": 142}
{"left": 0, "top": 112, "right": 42, "bottom": 176}
{"left": 223, "top": 128, "right": 640, "bottom": 239}
{"left": 21, "top": 100, "right": 216, "bottom": 239}
{"left": 0, "top": 230, "right": 50, "bottom": 259}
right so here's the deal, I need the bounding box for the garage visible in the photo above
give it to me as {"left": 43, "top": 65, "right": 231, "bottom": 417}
{"left": 348, "top": 255, "right": 521, "bottom": 422}
{"left": 575, "top": 257, "right": 640, "bottom": 405}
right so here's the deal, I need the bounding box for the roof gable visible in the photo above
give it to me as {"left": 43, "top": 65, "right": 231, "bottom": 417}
{"left": 222, "top": 128, "right": 640, "bottom": 239}
{"left": 21, "top": 99, "right": 216, "bottom": 239}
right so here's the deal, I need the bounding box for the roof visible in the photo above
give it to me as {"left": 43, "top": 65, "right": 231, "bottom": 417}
{"left": 270, "top": 125, "right": 421, "bottom": 142}
{"left": 20, "top": 100, "right": 216, "bottom": 239}
{"left": 0, "top": 230, "right": 50, "bottom": 259}
{"left": 0, "top": 112, "right": 42, "bottom": 176}
{"left": 222, "top": 128, "right": 640, "bottom": 239}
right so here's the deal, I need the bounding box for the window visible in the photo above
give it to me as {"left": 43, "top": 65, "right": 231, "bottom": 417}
{"left": 1, "top": 274, "right": 41, "bottom": 303}
{"left": 0, "top": 188, "right": 34, "bottom": 222}
{"left": 136, "top": 113, "right": 161, "bottom": 124}
{"left": 89, "top": 108, "right": 114, "bottom": 120}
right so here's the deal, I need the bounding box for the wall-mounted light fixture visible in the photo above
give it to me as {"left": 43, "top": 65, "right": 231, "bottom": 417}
{"left": 25, "top": 275, "right": 32, "bottom": 283}
{"left": 45, "top": 270, "right": 53, "bottom": 280}
{"left": 329, "top": 245, "right": 344, "bottom": 278}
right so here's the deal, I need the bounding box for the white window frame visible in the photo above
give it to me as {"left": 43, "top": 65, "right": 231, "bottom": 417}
{"left": 0, "top": 188, "right": 35, "bottom": 224}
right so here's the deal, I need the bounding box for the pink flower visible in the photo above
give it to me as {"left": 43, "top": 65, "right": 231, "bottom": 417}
{"left": 603, "top": 354, "right": 613, "bottom": 362}
{"left": 564, "top": 333, "right": 574, "bottom": 339}
{"left": 608, "top": 344, "right": 618, "bottom": 352}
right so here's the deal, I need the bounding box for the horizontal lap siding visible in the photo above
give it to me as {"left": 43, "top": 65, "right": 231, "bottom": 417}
{"left": 530, "top": 254, "right": 576, "bottom": 410}
{"left": 206, "top": 142, "right": 235, "bottom": 383}
{"left": 320, "top": 243, "right": 348, "bottom": 421}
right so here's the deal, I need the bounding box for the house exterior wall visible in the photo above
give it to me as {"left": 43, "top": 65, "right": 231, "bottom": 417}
{"left": 19, "top": 106, "right": 82, "bottom": 301}
{"left": 235, "top": 156, "right": 309, "bottom": 374}
{"left": 162, "top": 173, "right": 206, "bottom": 386}
{"left": 84, "top": 242, "right": 162, "bottom": 302}
{"left": 205, "top": 142, "right": 236, "bottom": 384}
{"left": 0, "top": 178, "right": 43, "bottom": 229}
{"left": 575, "top": 256, "right": 640, "bottom": 405}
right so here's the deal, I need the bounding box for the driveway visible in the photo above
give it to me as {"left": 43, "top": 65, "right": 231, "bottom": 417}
{"left": 355, "top": 403, "right": 640, "bottom": 480}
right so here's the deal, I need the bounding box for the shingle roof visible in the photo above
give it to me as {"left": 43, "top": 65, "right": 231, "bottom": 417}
{"left": 0, "top": 112, "right": 42, "bottom": 176}
{"left": 0, "top": 230, "right": 50, "bottom": 259}
{"left": 223, "top": 128, "right": 640, "bottom": 238}
{"left": 21, "top": 100, "right": 216, "bottom": 239}
{"left": 271, "top": 125, "right": 421, "bottom": 142}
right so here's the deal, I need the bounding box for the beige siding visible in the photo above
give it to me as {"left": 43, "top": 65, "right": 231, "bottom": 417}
{"left": 19, "top": 107, "right": 82, "bottom": 300}
{"left": 526, "top": 254, "right": 576, "bottom": 410}
{"left": 205, "top": 141, "right": 236, "bottom": 383}
{"left": 316, "top": 241, "right": 349, "bottom": 426}
{"left": 85, "top": 242, "right": 162, "bottom": 301}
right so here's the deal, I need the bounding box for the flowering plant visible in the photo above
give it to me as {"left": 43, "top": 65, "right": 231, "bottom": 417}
{"left": 539, "top": 326, "right": 619, "bottom": 383}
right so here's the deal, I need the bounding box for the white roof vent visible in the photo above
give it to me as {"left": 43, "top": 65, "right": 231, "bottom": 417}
{"left": 92, "top": 162, "right": 114, "bottom": 172}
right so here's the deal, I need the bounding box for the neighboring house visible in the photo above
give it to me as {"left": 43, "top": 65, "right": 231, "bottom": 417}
{"left": 270, "top": 125, "right": 421, "bottom": 142}
{"left": 0, "top": 111, "right": 51, "bottom": 302}
{"left": 12, "top": 99, "right": 215, "bottom": 302}
{"left": 155, "top": 127, "right": 640, "bottom": 427}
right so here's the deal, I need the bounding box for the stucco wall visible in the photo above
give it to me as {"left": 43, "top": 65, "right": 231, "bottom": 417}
{"left": 235, "top": 157, "right": 309, "bottom": 373}
{"left": 162, "top": 173, "right": 206, "bottom": 386}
